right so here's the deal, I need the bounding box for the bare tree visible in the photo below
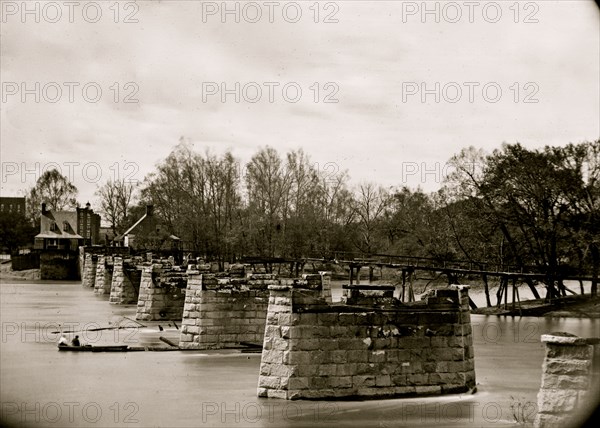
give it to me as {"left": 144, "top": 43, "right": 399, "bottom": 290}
{"left": 352, "top": 183, "right": 391, "bottom": 254}
{"left": 96, "top": 179, "right": 138, "bottom": 235}
{"left": 317, "top": 168, "right": 355, "bottom": 255}
{"left": 205, "top": 150, "right": 242, "bottom": 266}
{"left": 245, "top": 147, "right": 292, "bottom": 257}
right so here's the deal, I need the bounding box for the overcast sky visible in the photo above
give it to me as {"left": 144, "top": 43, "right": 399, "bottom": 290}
{"left": 1, "top": 0, "right": 599, "bottom": 208}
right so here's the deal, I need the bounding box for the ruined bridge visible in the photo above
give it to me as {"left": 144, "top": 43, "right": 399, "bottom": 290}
{"left": 75, "top": 248, "right": 600, "bottom": 421}
{"left": 78, "top": 249, "right": 600, "bottom": 409}
{"left": 242, "top": 252, "right": 597, "bottom": 310}
{"left": 80, "top": 250, "right": 477, "bottom": 399}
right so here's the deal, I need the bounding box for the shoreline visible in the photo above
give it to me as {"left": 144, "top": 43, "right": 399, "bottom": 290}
{"left": 0, "top": 268, "right": 41, "bottom": 281}
{"left": 471, "top": 294, "right": 600, "bottom": 318}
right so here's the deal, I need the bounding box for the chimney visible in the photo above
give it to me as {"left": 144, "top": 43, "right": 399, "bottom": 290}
{"left": 41, "top": 203, "right": 47, "bottom": 214}
{"left": 146, "top": 205, "right": 154, "bottom": 216}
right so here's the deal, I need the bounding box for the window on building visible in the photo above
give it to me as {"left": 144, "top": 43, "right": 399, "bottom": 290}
{"left": 50, "top": 222, "right": 58, "bottom": 232}
{"left": 63, "top": 221, "right": 69, "bottom": 232}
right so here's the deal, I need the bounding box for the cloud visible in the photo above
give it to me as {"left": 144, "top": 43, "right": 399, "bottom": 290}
{"left": 1, "top": 0, "right": 598, "bottom": 203}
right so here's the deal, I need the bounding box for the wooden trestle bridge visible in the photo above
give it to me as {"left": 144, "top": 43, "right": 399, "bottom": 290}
{"left": 241, "top": 252, "right": 597, "bottom": 311}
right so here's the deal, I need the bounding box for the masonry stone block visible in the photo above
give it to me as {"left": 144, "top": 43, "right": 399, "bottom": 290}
{"left": 81, "top": 253, "right": 98, "bottom": 288}
{"left": 179, "top": 270, "right": 331, "bottom": 349}
{"left": 109, "top": 257, "right": 138, "bottom": 304}
{"left": 94, "top": 255, "right": 113, "bottom": 295}
{"left": 135, "top": 263, "right": 186, "bottom": 321}
{"left": 534, "top": 333, "right": 599, "bottom": 428}
{"left": 258, "top": 285, "right": 476, "bottom": 400}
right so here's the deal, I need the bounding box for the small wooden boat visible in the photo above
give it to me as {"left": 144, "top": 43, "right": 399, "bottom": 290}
{"left": 58, "top": 345, "right": 129, "bottom": 352}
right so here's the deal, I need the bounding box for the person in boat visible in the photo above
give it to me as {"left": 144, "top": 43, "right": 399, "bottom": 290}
{"left": 58, "top": 334, "right": 69, "bottom": 347}
{"left": 71, "top": 335, "right": 81, "bottom": 347}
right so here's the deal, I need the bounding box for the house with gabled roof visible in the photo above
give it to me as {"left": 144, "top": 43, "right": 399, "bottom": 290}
{"left": 34, "top": 202, "right": 101, "bottom": 251}
{"left": 115, "top": 205, "right": 180, "bottom": 251}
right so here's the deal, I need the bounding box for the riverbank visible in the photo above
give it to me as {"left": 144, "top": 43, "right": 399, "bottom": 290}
{"left": 471, "top": 294, "right": 600, "bottom": 318}
{"left": 0, "top": 261, "right": 40, "bottom": 281}
{"left": 328, "top": 277, "right": 600, "bottom": 319}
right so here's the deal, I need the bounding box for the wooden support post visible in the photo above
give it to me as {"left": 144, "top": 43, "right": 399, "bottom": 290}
{"left": 468, "top": 298, "right": 477, "bottom": 310}
{"left": 159, "top": 336, "right": 179, "bottom": 348}
{"left": 558, "top": 278, "right": 567, "bottom": 297}
{"left": 512, "top": 277, "right": 517, "bottom": 311}
{"left": 408, "top": 269, "right": 415, "bottom": 302}
{"left": 504, "top": 276, "right": 508, "bottom": 310}
{"left": 349, "top": 265, "right": 354, "bottom": 285}
{"left": 524, "top": 277, "right": 541, "bottom": 299}
{"left": 401, "top": 269, "right": 406, "bottom": 303}
{"left": 496, "top": 276, "right": 505, "bottom": 308}
{"left": 515, "top": 285, "right": 522, "bottom": 316}
{"left": 482, "top": 273, "right": 492, "bottom": 307}
{"left": 545, "top": 275, "right": 557, "bottom": 302}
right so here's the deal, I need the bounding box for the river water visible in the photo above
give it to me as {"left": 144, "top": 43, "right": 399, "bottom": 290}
{"left": 1, "top": 280, "right": 598, "bottom": 427}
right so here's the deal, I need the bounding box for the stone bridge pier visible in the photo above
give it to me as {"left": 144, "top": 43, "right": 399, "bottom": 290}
{"left": 179, "top": 270, "right": 332, "bottom": 350}
{"left": 109, "top": 257, "right": 140, "bottom": 304}
{"left": 94, "top": 255, "right": 113, "bottom": 295}
{"left": 136, "top": 263, "right": 187, "bottom": 321}
{"left": 81, "top": 253, "right": 98, "bottom": 288}
{"left": 534, "top": 333, "right": 600, "bottom": 427}
{"left": 257, "top": 284, "right": 475, "bottom": 400}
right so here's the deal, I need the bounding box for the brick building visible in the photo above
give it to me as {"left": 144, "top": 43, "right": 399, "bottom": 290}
{"left": 0, "top": 197, "right": 26, "bottom": 216}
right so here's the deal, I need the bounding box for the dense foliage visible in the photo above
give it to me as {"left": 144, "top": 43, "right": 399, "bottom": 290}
{"left": 3, "top": 140, "right": 596, "bottom": 300}
{"left": 93, "top": 140, "right": 599, "bottom": 294}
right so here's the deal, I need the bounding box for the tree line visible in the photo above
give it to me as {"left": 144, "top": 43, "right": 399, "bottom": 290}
{"left": 11, "top": 140, "right": 599, "bottom": 297}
